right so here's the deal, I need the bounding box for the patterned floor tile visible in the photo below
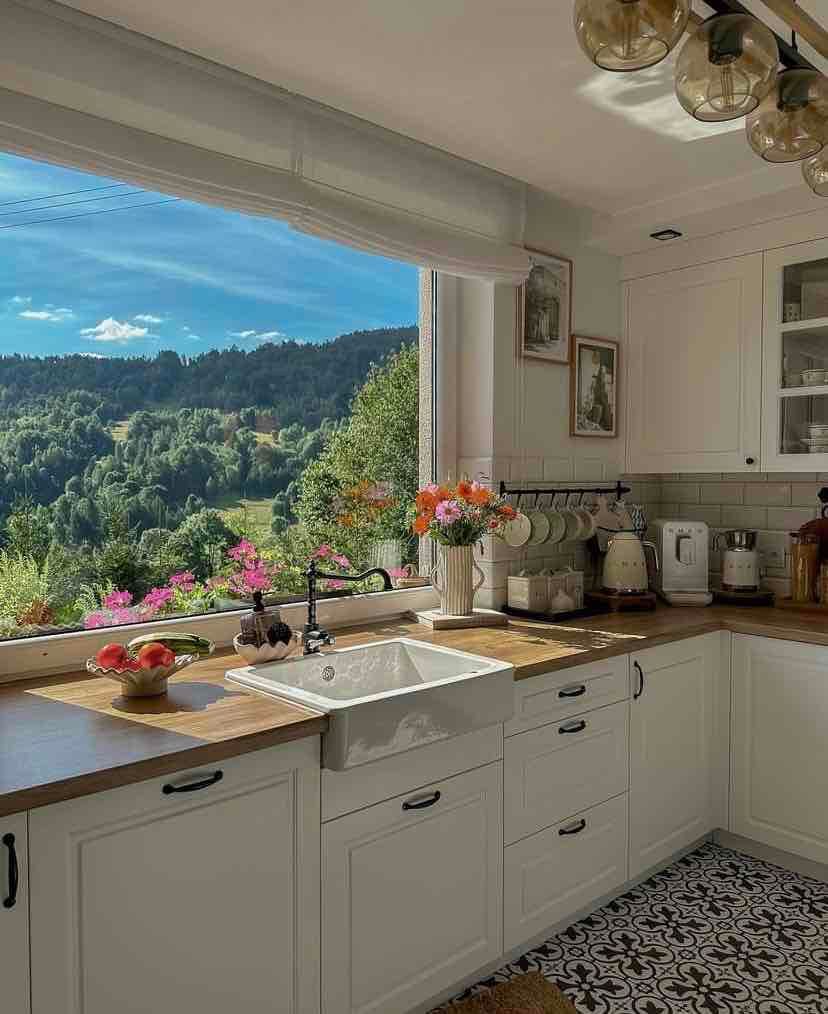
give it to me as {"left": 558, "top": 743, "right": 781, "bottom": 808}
{"left": 433, "top": 842, "right": 828, "bottom": 1014}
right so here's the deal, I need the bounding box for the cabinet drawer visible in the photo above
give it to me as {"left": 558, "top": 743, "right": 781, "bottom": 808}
{"left": 504, "top": 794, "right": 628, "bottom": 952}
{"left": 504, "top": 700, "right": 628, "bottom": 844}
{"left": 323, "top": 762, "right": 502, "bottom": 1014}
{"left": 505, "top": 656, "right": 629, "bottom": 737}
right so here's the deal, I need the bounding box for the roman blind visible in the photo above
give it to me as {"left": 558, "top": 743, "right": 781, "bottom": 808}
{"left": 0, "top": 0, "right": 531, "bottom": 283}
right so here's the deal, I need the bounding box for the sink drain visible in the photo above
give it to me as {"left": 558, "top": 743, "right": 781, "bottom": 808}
{"left": 321, "top": 664, "right": 336, "bottom": 682}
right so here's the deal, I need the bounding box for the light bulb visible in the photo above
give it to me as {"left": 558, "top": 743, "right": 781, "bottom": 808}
{"left": 804, "top": 152, "right": 828, "bottom": 196}
{"left": 574, "top": 0, "right": 690, "bottom": 72}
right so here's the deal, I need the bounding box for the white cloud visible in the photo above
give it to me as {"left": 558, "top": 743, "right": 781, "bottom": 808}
{"left": 133, "top": 313, "right": 163, "bottom": 324}
{"left": 10, "top": 295, "right": 31, "bottom": 306}
{"left": 78, "top": 352, "right": 108, "bottom": 359}
{"left": 19, "top": 305, "right": 73, "bottom": 322}
{"left": 80, "top": 317, "right": 148, "bottom": 344}
{"left": 228, "top": 328, "right": 287, "bottom": 343}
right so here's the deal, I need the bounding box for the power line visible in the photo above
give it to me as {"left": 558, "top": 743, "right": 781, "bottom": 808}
{"left": 0, "top": 182, "right": 133, "bottom": 209}
{"left": 0, "top": 190, "right": 147, "bottom": 219}
{"left": 0, "top": 198, "right": 181, "bottom": 231}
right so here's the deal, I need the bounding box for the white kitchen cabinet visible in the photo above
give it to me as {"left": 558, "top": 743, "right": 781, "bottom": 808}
{"left": 504, "top": 794, "right": 628, "bottom": 952}
{"left": 0, "top": 811, "right": 30, "bottom": 1014}
{"left": 625, "top": 254, "right": 762, "bottom": 473}
{"left": 504, "top": 700, "right": 628, "bottom": 845}
{"left": 322, "top": 762, "right": 503, "bottom": 1014}
{"left": 732, "top": 634, "right": 828, "bottom": 865}
{"left": 29, "top": 739, "right": 321, "bottom": 1014}
{"left": 629, "top": 634, "right": 720, "bottom": 879}
{"left": 763, "top": 239, "right": 828, "bottom": 471}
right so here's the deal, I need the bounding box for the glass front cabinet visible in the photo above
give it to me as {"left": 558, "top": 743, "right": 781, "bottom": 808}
{"left": 763, "top": 239, "right": 828, "bottom": 471}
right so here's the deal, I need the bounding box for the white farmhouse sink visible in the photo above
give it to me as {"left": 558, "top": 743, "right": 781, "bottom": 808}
{"left": 226, "top": 638, "right": 514, "bottom": 769}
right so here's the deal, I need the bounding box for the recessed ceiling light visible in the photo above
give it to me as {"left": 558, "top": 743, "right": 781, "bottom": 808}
{"left": 650, "top": 228, "right": 683, "bottom": 241}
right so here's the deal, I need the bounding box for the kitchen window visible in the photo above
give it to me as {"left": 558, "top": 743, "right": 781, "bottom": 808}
{"left": 0, "top": 150, "right": 434, "bottom": 667}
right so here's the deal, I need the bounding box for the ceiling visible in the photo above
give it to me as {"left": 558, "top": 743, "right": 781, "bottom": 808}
{"left": 59, "top": 0, "right": 828, "bottom": 254}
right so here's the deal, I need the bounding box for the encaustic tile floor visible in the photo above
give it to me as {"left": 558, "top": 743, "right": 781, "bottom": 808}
{"left": 437, "top": 842, "right": 828, "bottom": 1014}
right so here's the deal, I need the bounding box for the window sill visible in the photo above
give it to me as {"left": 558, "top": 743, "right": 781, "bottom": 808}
{"left": 0, "top": 586, "right": 439, "bottom": 685}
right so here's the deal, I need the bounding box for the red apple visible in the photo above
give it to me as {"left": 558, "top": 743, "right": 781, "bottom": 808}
{"left": 137, "top": 642, "right": 175, "bottom": 669}
{"left": 96, "top": 643, "right": 128, "bottom": 669}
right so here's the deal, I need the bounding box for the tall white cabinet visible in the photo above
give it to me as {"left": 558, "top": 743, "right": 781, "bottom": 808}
{"left": 0, "top": 811, "right": 30, "bottom": 1014}
{"left": 29, "top": 740, "right": 321, "bottom": 1014}
{"left": 731, "top": 634, "right": 828, "bottom": 866}
{"left": 625, "top": 254, "right": 763, "bottom": 474}
{"left": 629, "top": 634, "right": 722, "bottom": 879}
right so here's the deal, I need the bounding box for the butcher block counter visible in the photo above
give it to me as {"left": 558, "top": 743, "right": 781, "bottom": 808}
{"left": 1, "top": 602, "right": 826, "bottom": 816}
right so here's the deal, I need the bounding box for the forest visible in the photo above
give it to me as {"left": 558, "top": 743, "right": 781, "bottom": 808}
{"left": 0, "top": 326, "right": 419, "bottom": 639}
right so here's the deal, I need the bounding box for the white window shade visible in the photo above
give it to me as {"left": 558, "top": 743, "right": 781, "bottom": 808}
{"left": 0, "top": 0, "right": 531, "bottom": 283}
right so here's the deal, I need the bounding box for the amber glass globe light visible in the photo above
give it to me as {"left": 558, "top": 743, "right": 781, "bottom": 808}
{"left": 804, "top": 152, "right": 828, "bottom": 196}
{"left": 746, "top": 69, "right": 828, "bottom": 163}
{"left": 573, "top": 0, "right": 690, "bottom": 72}
{"left": 675, "top": 13, "right": 778, "bottom": 122}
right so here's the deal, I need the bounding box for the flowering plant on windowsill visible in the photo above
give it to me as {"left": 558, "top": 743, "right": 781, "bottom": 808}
{"left": 410, "top": 481, "right": 515, "bottom": 547}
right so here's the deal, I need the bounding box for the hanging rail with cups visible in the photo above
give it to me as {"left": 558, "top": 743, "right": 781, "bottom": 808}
{"left": 498, "top": 481, "right": 630, "bottom": 500}
{"left": 573, "top": 0, "right": 828, "bottom": 197}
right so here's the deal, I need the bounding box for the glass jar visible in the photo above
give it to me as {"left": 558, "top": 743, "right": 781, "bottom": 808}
{"left": 790, "top": 532, "right": 820, "bottom": 602}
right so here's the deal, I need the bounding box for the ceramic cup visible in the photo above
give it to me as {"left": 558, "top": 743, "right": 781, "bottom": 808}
{"left": 802, "top": 368, "right": 826, "bottom": 387}
{"left": 525, "top": 505, "right": 551, "bottom": 547}
{"left": 502, "top": 501, "right": 532, "bottom": 548}
{"left": 559, "top": 496, "right": 584, "bottom": 542}
{"left": 542, "top": 496, "right": 567, "bottom": 545}
{"left": 573, "top": 505, "right": 596, "bottom": 541}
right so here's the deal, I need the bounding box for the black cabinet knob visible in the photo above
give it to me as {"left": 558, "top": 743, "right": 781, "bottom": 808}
{"left": 746, "top": 457, "right": 755, "bottom": 465}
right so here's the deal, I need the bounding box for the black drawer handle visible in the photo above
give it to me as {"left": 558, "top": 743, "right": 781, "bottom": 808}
{"left": 402, "top": 790, "right": 441, "bottom": 811}
{"left": 559, "top": 819, "right": 587, "bottom": 836}
{"left": 559, "top": 719, "right": 587, "bottom": 735}
{"left": 3, "top": 833, "right": 18, "bottom": 910}
{"left": 162, "top": 770, "right": 224, "bottom": 795}
{"left": 633, "top": 661, "right": 645, "bottom": 700}
{"left": 558, "top": 684, "right": 587, "bottom": 699}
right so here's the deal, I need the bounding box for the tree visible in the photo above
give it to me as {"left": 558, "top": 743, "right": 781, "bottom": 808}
{"left": 294, "top": 343, "right": 419, "bottom": 565}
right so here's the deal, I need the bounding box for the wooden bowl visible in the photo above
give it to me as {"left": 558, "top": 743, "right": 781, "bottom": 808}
{"left": 86, "top": 654, "right": 197, "bottom": 698}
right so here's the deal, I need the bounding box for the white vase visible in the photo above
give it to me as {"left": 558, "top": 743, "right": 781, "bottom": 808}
{"left": 430, "top": 544, "right": 484, "bottom": 616}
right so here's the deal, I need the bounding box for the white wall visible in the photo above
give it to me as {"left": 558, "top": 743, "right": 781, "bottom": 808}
{"left": 446, "top": 187, "right": 623, "bottom": 607}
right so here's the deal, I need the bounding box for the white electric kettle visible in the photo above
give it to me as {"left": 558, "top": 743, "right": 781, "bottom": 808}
{"left": 602, "top": 531, "right": 658, "bottom": 594}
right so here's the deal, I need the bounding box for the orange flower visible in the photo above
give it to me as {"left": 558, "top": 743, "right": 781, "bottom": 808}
{"left": 468, "top": 482, "right": 494, "bottom": 506}
{"left": 416, "top": 490, "right": 438, "bottom": 513}
{"left": 338, "top": 514, "right": 354, "bottom": 527}
{"left": 456, "top": 480, "right": 475, "bottom": 501}
{"left": 412, "top": 514, "right": 431, "bottom": 536}
{"left": 498, "top": 504, "right": 517, "bottom": 520}
{"left": 435, "top": 484, "right": 453, "bottom": 503}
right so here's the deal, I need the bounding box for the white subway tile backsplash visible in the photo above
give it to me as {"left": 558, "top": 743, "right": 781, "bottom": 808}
{"left": 543, "top": 457, "right": 574, "bottom": 481}
{"left": 660, "top": 482, "right": 700, "bottom": 504}
{"left": 699, "top": 483, "right": 743, "bottom": 505}
{"left": 766, "top": 507, "right": 818, "bottom": 531}
{"left": 721, "top": 506, "right": 768, "bottom": 529}
{"left": 790, "top": 483, "right": 823, "bottom": 507}
{"left": 722, "top": 472, "right": 769, "bottom": 483}
{"left": 743, "top": 483, "right": 792, "bottom": 507}
{"left": 573, "top": 459, "right": 605, "bottom": 481}
{"left": 675, "top": 505, "right": 723, "bottom": 526}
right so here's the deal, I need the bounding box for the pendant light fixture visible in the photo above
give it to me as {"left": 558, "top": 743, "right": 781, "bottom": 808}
{"left": 674, "top": 13, "right": 779, "bottom": 122}
{"left": 573, "top": 0, "right": 691, "bottom": 72}
{"left": 746, "top": 68, "right": 828, "bottom": 163}
{"left": 803, "top": 152, "right": 828, "bottom": 196}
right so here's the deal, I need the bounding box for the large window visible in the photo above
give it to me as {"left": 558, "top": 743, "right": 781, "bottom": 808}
{"left": 0, "top": 152, "right": 424, "bottom": 643}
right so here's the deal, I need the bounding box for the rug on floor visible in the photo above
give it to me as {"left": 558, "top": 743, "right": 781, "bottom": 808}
{"left": 439, "top": 971, "right": 576, "bottom": 1013}
{"left": 434, "top": 841, "right": 828, "bottom": 1014}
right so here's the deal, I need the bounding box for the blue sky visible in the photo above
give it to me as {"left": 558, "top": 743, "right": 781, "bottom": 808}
{"left": 0, "top": 152, "right": 418, "bottom": 359}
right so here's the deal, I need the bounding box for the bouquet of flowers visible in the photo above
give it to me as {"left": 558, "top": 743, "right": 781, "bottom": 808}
{"left": 411, "top": 481, "right": 516, "bottom": 546}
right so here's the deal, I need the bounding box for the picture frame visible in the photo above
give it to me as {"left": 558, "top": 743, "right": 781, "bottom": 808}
{"left": 518, "top": 248, "right": 572, "bottom": 365}
{"left": 570, "top": 334, "right": 619, "bottom": 438}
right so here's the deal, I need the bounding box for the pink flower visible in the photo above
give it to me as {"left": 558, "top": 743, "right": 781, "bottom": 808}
{"left": 313, "top": 544, "right": 333, "bottom": 559}
{"left": 332, "top": 553, "right": 351, "bottom": 569}
{"left": 84, "top": 611, "right": 108, "bottom": 629}
{"left": 102, "top": 589, "right": 132, "bottom": 609}
{"left": 324, "top": 578, "right": 346, "bottom": 591}
{"left": 169, "top": 571, "right": 195, "bottom": 590}
{"left": 435, "top": 499, "right": 462, "bottom": 526}
{"left": 142, "top": 586, "right": 174, "bottom": 610}
{"left": 228, "top": 540, "right": 257, "bottom": 563}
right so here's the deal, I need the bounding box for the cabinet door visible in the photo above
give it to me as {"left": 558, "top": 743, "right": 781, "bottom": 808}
{"left": 504, "top": 700, "right": 628, "bottom": 844}
{"left": 629, "top": 634, "right": 719, "bottom": 879}
{"left": 625, "top": 254, "right": 762, "bottom": 473}
{"left": 0, "top": 811, "right": 30, "bottom": 1014}
{"left": 30, "top": 739, "right": 320, "bottom": 1014}
{"left": 322, "top": 763, "right": 502, "bottom": 1014}
{"left": 504, "top": 794, "right": 628, "bottom": 952}
{"left": 732, "top": 635, "right": 828, "bottom": 865}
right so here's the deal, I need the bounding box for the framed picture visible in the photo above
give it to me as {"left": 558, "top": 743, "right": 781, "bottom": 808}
{"left": 570, "top": 334, "right": 619, "bottom": 438}
{"left": 519, "top": 248, "right": 572, "bottom": 365}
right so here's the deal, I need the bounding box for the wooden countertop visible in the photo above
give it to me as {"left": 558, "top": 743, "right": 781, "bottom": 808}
{"left": 2, "top": 603, "right": 827, "bottom": 817}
